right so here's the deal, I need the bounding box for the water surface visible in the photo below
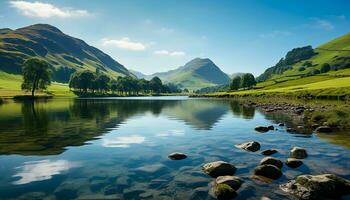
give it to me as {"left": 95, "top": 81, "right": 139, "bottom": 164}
{"left": 0, "top": 97, "right": 349, "bottom": 199}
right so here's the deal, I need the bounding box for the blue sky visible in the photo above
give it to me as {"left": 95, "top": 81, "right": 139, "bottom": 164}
{"left": 1, "top": 0, "right": 349, "bottom": 75}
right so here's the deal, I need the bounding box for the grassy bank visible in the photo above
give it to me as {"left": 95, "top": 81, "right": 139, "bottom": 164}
{"left": 0, "top": 71, "right": 74, "bottom": 98}
{"left": 199, "top": 69, "right": 350, "bottom": 99}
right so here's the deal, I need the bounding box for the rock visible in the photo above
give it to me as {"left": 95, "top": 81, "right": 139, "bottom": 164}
{"left": 286, "top": 128, "right": 296, "bottom": 132}
{"left": 280, "top": 174, "right": 350, "bottom": 200}
{"left": 261, "top": 149, "right": 278, "bottom": 156}
{"left": 253, "top": 164, "right": 282, "bottom": 180}
{"left": 311, "top": 124, "right": 320, "bottom": 129}
{"left": 289, "top": 147, "right": 308, "bottom": 159}
{"left": 168, "top": 152, "right": 187, "bottom": 160}
{"left": 268, "top": 125, "right": 274, "bottom": 130}
{"left": 285, "top": 158, "right": 303, "bottom": 168}
{"left": 202, "top": 161, "right": 236, "bottom": 178}
{"left": 215, "top": 176, "right": 243, "bottom": 190}
{"left": 260, "top": 157, "right": 283, "bottom": 169}
{"left": 255, "top": 126, "right": 269, "bottom": 132}
{"left": 315, "top": 126, "right": 332, "bottom": 133}
{"left": 235, "top": 141, "right": 260, "bottom": 152}
{"left": 278, "top": 123, "right": 285, "bottom": 126}
{"left": 214, "top": 183, "right": 237, "bottom": 200}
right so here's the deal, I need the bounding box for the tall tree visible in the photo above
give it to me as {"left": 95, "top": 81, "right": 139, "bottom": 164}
{"left": 21, "top": 58, "right": 51, "bottom": 97}
{"left": 230, "top": 76, "right": 242, "bottom": 90}
{"left": 150, "top": 76, "right": 163, "bottom": 94}
{"left": 241, "top": 73, "right": 256, "bottom": 88}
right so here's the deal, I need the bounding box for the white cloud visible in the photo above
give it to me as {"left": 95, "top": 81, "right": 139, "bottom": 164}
{"left": 102, "top": 135, "right": 145, "bottom": 148}
{"left": 310, "top": 18, "right": 334, "bottom": 30}
{"left": 259, "top": 30, "right": 292, "bottom": 38}
{"left": 101, "top": 37, "right": 146, "bottom": 51}
{"left": 9, "top": 1, "right": 90, "bottom": 18}
{"left": 13, "top": 160, "right": 80, "bottom": 185}
{"left": 154, "top": 50, "right": 185, "bottom": 56}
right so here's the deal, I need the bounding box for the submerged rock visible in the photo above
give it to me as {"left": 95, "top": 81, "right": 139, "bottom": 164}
{"left": 286, "top": 128, "right": 296, "bottom": 133}
{"left": 168, "top": 152, "right": 187, "bottom": 160}
{"left": 315, "top": 126, "right": 332, "bottom": 133}
{"left": 255, "top": 126, "right": 269, "bottom": 132}
{"left": 253, "top": 164, "right": 282, "bottom": 180}
{"left": 267, "top": 125, "right": 274, "bottom": 130}
{"left": 280, "top": 174, "right": 350, "bottom": 200}
{"left": 215, "top": 176, "right": 243, "bottom": 190}
{"left": 278, "top": 123, "right": 285, "bottom": 126}
{"left": 261, "top": 149, "right": 278, "bottom": 156}
{"left": 202, "top": 161, "right": 236, "bottom": 178}
{"left": 260, "top": 157, "right": 283, "bottom": 169}
{"left": 285, "top": 158, "right": 303, "bottom": 168}
{"left": 289, "top": 147, "right": 308, "bottom": 159}
{"left": 235, "top": 141, "right": 260, "bottom": 152}
{"left": 214, "top": 183, "right": 237, "bottom": 200}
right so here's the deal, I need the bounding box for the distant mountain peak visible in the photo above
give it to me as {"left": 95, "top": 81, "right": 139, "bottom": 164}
{"left": 146, "top": 57, "right": 230, "bottom": 90}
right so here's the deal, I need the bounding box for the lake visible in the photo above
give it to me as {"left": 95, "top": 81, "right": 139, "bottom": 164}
{"left": 0, "top": 97, "right": 349, "bottom": 199}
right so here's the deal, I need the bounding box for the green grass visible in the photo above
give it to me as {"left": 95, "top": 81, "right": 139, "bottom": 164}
{"left": 0, "top": 71, "right": 74, "bottom": 97}
{"left": 207, "top": 68, "right": 350, "bottom": 99}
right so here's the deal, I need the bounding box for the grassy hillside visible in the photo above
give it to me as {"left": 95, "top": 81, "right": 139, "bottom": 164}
{"left": 258, "top": 32, "right": 350, "bottom": 82}
{"left": 202, "top": 33, "right": 350, "bottom": 99}
{"left": 205, "top": 68, "right": 350, "bottom": 99}
{"left": 0, "top": 71, "right": 73, "bottom": 97}
{"left": 0, "top": 24, "right": 134, "bottom": 83}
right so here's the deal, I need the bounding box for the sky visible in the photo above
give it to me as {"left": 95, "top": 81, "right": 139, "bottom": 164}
{"left": 0, "top": 0, "right": 349, "bottom": 75}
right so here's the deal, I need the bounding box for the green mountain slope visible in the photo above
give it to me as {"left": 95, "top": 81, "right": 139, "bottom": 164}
{"left": 0, "top": 24, "right": 134, "bottom": 82}
{"left": 149, "top": 58, "right": 231, "bottom": 90}
{"left": 257, "top": 32, "right": 350, "bottom": 82}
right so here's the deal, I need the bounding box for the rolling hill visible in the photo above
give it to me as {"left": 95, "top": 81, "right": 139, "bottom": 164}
{"left": 205, "top": 32, "right": 350, "bottom": 98}
{"left": 139, "top": 58, "right": 231, "bottom": 90}
{"left": 0, "top": 24, "right": 134, "bottom": 83}
{"left": 257, "top": 32, "right": 350, "bottom": 83}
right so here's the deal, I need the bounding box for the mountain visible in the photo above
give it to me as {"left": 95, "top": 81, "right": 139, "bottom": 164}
{"left": 147, "top": 58, "right": 231, "bottom": 90}
{"left": 129, "top": 69, "right": 148, "bottom": 79}
{"left": 0, "top": 24, "right": 134, "bottom": 83}
{"left": 257, "top": 32, "right": 350, "bottom": 82}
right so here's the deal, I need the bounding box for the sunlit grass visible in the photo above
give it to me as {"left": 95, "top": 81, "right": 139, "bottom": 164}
{"left": 0, "top": 71, "right": 74, "bottom": 97}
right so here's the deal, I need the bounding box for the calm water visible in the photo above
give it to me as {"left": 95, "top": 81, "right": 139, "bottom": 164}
{"left": 0, "top": 97, "right": 349, "bottom": 200}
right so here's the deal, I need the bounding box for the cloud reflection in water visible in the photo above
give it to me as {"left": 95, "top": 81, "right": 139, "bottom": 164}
{"left": 102, "top": 135, "right": 145, "bottom": 148}
{"left": 13, "top": 160, "right": 80, "bottom": 185}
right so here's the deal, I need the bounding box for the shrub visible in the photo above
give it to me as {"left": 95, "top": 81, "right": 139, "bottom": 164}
{"left": 320, "top": 63, "right": 330, "bottom": 73}
{"left": 303, "top": 61, "right": 313, "bottom": 67}
{"left": 298, "top": 66, "right": 306, "bottom": 71}
{"left": 312, "top": 69, "right": 321, "bottom": 75}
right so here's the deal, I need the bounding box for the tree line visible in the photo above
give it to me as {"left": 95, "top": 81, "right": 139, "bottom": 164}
{"left": 230, "top": 73, "right": 256, "bottom": 91}
{"left": 68, "top": 70, "right": 182, "bottom": 95}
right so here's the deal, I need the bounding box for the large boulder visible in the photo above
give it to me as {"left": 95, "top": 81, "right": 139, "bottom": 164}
{"left": 202, "top": 161, "right": 236, "bottom": 178}
{"left": 214, "top": 183, "right": 237, "bottom": 200}
{"left": 260, "top": 157, "right": 283, "bottom": 169}
{"left": 280, "top": 174, "right": 350, "bottom": 200}
{"left": 261, "top": 149, "right": 278, "bottom": 156}
{"left": 235, "top": 141, "right": 260, "bottom": 152}
{"left": 215, "top": 176, "right": 243, "bottom": 190}
{"left": 253, "top": 164, "right": 282, "bottom": 180}
{"left": 168, "top": 152, "right": 187, "bottom": 160}
{"left": 255, "top": 126, "right": 269, "bottom": 132}
{"left": 289, "top": 147, "right": 308, "bottom": 159}
{"left": 285, "top": 158, "right": 303, "bottom": 168}
{"left": 315, "top": 126, "right": 332, "bottom": 133}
